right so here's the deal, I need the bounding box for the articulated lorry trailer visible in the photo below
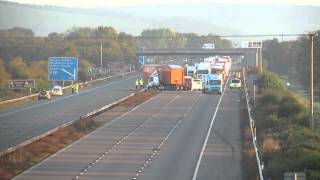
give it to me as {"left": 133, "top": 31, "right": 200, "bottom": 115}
{"left": 147, "top": 65, "right": 185, "bottom": 90}
{"left": 211, "top": 57, "right": 231, "bottom": 82}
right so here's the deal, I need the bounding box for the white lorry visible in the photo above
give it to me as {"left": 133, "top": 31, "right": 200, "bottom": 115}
{"left": 186, "top": 66, "right": 195, "bottom": 77}
{"left": 192, "top": 62, "right": 211, "bottom": 91}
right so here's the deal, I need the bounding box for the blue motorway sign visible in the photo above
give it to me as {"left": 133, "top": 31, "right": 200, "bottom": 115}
{"left": 139, "top": 55, "right": 145, "bottom": 65}
{"left": 48, "top": 57, "right": 78, "bottom": 81}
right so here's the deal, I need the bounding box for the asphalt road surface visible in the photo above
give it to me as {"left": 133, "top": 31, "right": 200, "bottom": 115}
{"left": 0, "top": 74, "right": 139, "bottom": 152}
{"left": 15, "top": 87, "right": 243, "bottom": 180}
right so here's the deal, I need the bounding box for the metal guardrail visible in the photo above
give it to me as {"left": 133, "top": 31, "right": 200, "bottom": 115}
{"left": 0, "top": 87, "right": 144, "bottom": 157}
{"left": 242, "top": 69, "right": 264, "bottom": 180}
{"left": 0, "top": 71, "right": 136, "bottom": 106}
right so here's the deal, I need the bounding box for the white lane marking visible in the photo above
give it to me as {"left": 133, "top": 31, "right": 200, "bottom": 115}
{"left": 0, "top": 75, "right": 138, "bottom": 118}
{"left": 12, "top": 91, "right": 158, "bottom": 180}
{"left": 75, "top": 94, "right": 180, "bottom": 179}
{"left": 133, "top": 94, "right": 202, "bottom": 179}
{"left": 192, "top": 73, "right": 231, "bottom": 180}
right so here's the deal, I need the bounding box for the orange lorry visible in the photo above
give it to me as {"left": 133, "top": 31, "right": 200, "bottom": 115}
{"left": 159, "top": 65, "right": 185, "bottom": 90}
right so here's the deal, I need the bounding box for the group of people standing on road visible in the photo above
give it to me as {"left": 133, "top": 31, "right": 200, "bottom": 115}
{"left": 135, "top": 78, "right": 144, "bottom": 90}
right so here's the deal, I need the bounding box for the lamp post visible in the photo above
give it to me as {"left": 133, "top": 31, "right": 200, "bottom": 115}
{"left": 309, "top": 33, "right": 314, "bottom": 130}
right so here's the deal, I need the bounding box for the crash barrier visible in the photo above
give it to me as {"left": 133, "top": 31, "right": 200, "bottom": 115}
{"left": 0, "top": 71, "right": 136, "bottom": 106}
{"left": 242, "top": 69, "right": 264, "bottom": 180}
{"left": 0, "top": 88, "right": 145, "bottom": 157}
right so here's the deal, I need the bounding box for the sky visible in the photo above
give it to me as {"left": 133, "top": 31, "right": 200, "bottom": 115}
{"left": 6, "top": 0, "right": 320, "bottom": 8}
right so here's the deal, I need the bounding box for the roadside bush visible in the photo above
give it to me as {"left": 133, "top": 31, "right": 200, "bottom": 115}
{"left": 278, "top": 96, "right": 302, "bottom": 117}
{"left": 257, "top": 71, "right": 287, "bottom": 93}
{"left": 258, "top": 89, "right": 282, "bottom": 106}
{"left": 253, "top": 70, "right": 320, "bottom": 179}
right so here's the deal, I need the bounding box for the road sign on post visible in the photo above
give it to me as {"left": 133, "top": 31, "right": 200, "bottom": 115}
{"left": 139, "top": 47, "right": 145, "bottom": 65}
{"left": 8, "top": 79, "right": 35, "bottom": 89}
{"left": 139, "top": 55, "right": 145, "bottom": 65}
{"left": 48, "top": 57, "right": 78, "bottom": 81}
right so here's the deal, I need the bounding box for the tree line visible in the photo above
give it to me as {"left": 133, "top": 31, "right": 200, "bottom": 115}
{"left": 262, "top": 31, "right": 320, "bottom": 93}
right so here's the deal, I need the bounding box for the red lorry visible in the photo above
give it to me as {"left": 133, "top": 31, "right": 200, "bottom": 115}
{"left": 142, "top": 64, "right": 164, "bottom": 82}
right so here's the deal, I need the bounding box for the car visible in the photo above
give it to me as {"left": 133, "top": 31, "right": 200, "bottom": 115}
{"left": 51, "top": 85, "right": 63, "bottom": 96}
{"left": 229, "top": 78, "right": 241, "bottom": 89}
{"left": 38, "top": 88, "right": 51, "bottom": 100}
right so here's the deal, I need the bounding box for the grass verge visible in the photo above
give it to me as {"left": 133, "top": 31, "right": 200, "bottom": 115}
{"left": 240, "top": 87, "right": 259, "bottom": 180}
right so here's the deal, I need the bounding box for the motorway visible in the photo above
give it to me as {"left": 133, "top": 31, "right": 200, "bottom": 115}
{"left": 0, "top": 74, "right": 139, "bottom": 152}
{"left": 14, "top": 85, "right": 243, "bottom": 179}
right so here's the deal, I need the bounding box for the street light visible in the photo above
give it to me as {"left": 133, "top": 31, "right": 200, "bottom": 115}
{"left": 100, "top": 42, "right": 103, "bottom": 68}
{"left": 309, "top": 32, "right": 315, "bottom": 130}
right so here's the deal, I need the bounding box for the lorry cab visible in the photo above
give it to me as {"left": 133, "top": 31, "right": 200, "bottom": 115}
{"left": 203, "top": 74, "right": 223, "bottom": 94}
{"left": 186, "top": 66, "right": 195, "bottom": 77}
{"left": 194, "top": 62, "right": 210, "bottom": 91}
{"left": 147, "top": 71, "right": 160, "bottom": 89}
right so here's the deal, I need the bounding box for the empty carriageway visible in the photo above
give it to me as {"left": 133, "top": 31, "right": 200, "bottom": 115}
{"left": 14, "top": 92, "right": 202, "bottom": 180}
{"left": 14, "top": 88, "right": 243, "bottom": 180}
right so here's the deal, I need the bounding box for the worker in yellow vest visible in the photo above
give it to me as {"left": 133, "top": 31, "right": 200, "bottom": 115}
{"left": 75, "top": 83, "right": 79, "bottom": 93}
{"left": 135, "top": 79, "right": 139, "bottom": 90}
{"left": 139, "top": 79, "right": 144, "bottom": 89}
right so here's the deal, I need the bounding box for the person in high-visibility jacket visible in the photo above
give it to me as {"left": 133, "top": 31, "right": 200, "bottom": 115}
{"left": 135, "top": 79, "right": 139, "bottom": 90}
{"left": 139, "top": 79, "right": 144, "bottom": 89}
{"left": 75, "top": 83, "right": 79, "bottom": 93}
{"left": 71, "top": 84, "right": 75, "bottom": 94}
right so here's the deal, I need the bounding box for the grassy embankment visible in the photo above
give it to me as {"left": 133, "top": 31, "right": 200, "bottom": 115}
{"left": 252, "top": 70, "right": 320, "bottom": 179}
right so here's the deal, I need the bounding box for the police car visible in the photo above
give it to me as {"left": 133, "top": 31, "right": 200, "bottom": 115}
{"left": 229, "top": 78, "right": 241, "bottom": 89}
{"left": 51, "top": 85, "right": 63, "bottom": 96}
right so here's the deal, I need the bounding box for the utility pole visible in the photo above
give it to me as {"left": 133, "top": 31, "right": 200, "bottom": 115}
{"left": 259, "top": 45, "right": 263, "bottom": 74}
{"left": 100, "top": 42, "right": 103, "bottom": 68}
{"left": 309, "top": 33, "right": 314, "bottom": 130}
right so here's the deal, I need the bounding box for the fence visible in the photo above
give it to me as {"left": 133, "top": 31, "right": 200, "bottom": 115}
{"left": 242, "top": 68, "right": 264, "bottom": 180}
{"left": 0, "top": 71, "right": 136, "bottom": 106}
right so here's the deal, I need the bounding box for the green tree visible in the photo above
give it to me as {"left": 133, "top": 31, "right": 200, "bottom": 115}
{"left": 59, "top": 43, "right": 80, "bottom": 57}
{"left": 141, "top": 28, "right": 182, "bottom": 49}
{"left": 8, "top": 57, "right": 32, "bottom": 79}
{"left": 29, "top": 61, "right": 48, "bottom": 89}
{"left": 118, "top": 43, "right": 135, "bottom": 64}
{"left": 95, "top": 26, "right": 117, "bottom": 40}
{"left": 78, "top": 59, "right": 91, "bottom": 82}
{"left": 0, "top": 59, "right": 11, "bottom": 98}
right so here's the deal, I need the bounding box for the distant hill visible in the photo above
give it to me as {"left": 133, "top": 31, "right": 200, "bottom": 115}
{"left": 0, "top": 1, "right": 241, "bottom": 36}
{"left": 0, "top": 1, "right": 319, "bottom": 37}
{"left": 119, "top": 3, "right": 320, "bottom": 35}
